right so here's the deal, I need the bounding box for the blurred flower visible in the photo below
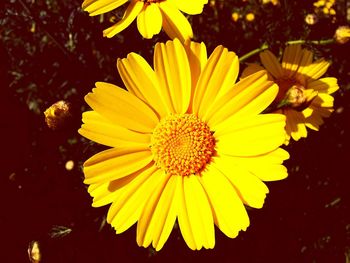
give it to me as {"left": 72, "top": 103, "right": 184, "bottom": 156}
{"left": 79, "top": 39, "right": 288, "bottom": 250}
{"left": 313, "top": 0, "right": 336, "bottom": 17}
{"left": 305, "top": 13, "right": 318, "bottom": 25}
{"left": 245, "top": 13, "right": 255, "bottom": 22}
{"left": 81, "top": 0, "right": 208, "bottom": 42}
{"left": 334, "top": 25, "right": 350, "bottom": 44}
{"left": 261, "top": 0, "right": 279, "bottom": 5}
{"left": 231, "top": 12, "right": 240, "bottom": 22}
{"left": 242, "top": 44, "right": 339, "bottom": 144}
{"left": 65, "top": 160, "right": 75, "bottom": 171}
{"left": 44, "top": 100, "right": 71, "bottom": 130}
{"left": 28, "top": 241, "right": 41, "bottom": 263}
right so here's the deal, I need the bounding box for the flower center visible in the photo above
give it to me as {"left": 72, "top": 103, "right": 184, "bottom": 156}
{"left": 151, "top": 114, "right": 216, "bottom": 176}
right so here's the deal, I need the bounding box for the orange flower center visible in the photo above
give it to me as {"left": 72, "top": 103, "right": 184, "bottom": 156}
{"left": 151, "top": 114, "right": 216, "bottom": 176}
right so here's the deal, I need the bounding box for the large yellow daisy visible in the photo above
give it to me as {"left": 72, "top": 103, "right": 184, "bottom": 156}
{"left": 79, "top": 39, "right": 289, "bottom": 250}
{"left": 82, "top": 0, "right": 207, "bottom": 41}
{"left": 242, "top": 44, "right": 339, "bottom": 143}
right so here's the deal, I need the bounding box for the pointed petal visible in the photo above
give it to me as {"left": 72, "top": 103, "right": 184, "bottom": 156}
{"left": 117, "top": 53, "right": 170, "bottom": 118}
{"left": 154, "top": 39, "right": 191, "bottom": 114}
{"left": 206, "top": 71, "right": 278, "bottom": 129}
{"left": 307, "top": 77, "right": 339, "bottom": 94}
{"left": 83, "top": 0, "right": 128, "bottom": 16}
{"left": 168, "top": 0, "right": 207, "bottom": 15}
{"left": 79, "top": 111, "right": 151, "bottom": 148}
{"left": 281, "top": 44, "right": 303, "bottom": 77}
{"left": 178, "top": 175, "right": 215, "bottom": 250}
{"left": 159, "top": 1, "right": 193, "bottom": 42}
{"left": 85, "top": 82, "right": 159, "bottom": 133}
{"left": 240, "top": 63, "right": 266, "bottom": 79}
{"left": 107, "top": 165, "right": 159, "bottom": 234}
{"left": 192, "top": 45, "right": 239, "bottom": 119}
{"left": 103, "top": 1, "right": 144, "bottom": 38}
{"left": 284, "top": 109, "right": 307, "bottom": 141}
{"left": 83, "top": 147, "right": 153, "bottom": 184}
{"left": 213, "top": 156, "right": 269, "bottom": 209}
{"left": 137, "top": 3, "right": 162, "bottom": 39}
{"left": 215, "top": 114, "right": 286, "bottom": 156}
{"left": 301, "top": 59, "right": 331, "bottom": 81}
{"left": 259, "top": 50, "right": 284, "bottom": 78}
{"left": 137, "top": 174, "right": 180, "bottom": 251}
{"left": 199, "top": 165, "right": 249, "bottom": 238}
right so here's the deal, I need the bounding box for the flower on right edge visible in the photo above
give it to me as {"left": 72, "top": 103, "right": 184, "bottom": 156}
{"left": 242, "top": 44, "right": 339, "bottom": 144}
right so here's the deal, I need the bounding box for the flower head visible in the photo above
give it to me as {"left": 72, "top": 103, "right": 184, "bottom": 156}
{"left": 334, "top": 26, "right": 350, "bottom": 44}
{"left": 82, "top": 0, "right": 207, "bottom": 41}
{"left": 79, "top": 39, "right": 289, "bottom": 250}
{"left": 242, "top": 44, "right": 339, "bottom": 144}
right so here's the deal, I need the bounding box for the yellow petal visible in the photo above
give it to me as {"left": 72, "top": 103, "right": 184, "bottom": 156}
{"left": 89, "top": 163, "right": 154, "bottom": 207}
{"left": 301, "top": 59, "right": 330, "bottom": 81}
{"left": 137, "top": 3, "right": 162, "bottom": 39}
{"left": 199, "top": 165, "right": 249, "bottom": 238}
{"left": 107, "top": 165, "right": 159, "bottom": 234}
{"left": 117, "top": 53, "right": 170, "bottom": 118}
{"left": 184, "top": 41, "right": 207, "bottom": 111}
{"left": 240, "top": 63, "right": 266, "bottom": 79}
{"left": 206, "top": 71, "right": 278, "bottom": 129}
{"left": 168, "top": 0, "right": 207, "bottom": 15}
{"left": 103, "top": 1, "right": 144, "bottom": 38}
{"left": 159, "top": 1, "right": 193, "bottom": 42}
{"left": 213, "top": 156, "right": 269, "bottom": 209}
{"left": 178, "top": 175, "right": 215, "bottom": 250}
{"left": 281, "top": 44, "right": 302, "bottom": 77}
{"left": 83, "top": 0, "right": 128, "bottom": 16}
{"left": 83, "top": 147, "right": 153, "bottom": 184}
{"left": 137, "top": 174, "right": 180, "bottom": 251}
{"left": 223, "top": 148, "right": 289, "bottom": 182}
{"left": 259, "top": 50, "right": 284, "bottom": 78}
{"left": 307, "top": 77, "right": 339, "bottom": 94}
{"left": 79, "top": 111, "right": 151, "bottom": 148}
{"left": 192, "top": 45, "right": 239, "bottom": 119}
{"left": 85, "top": 82, "right": 159, "bottom": 133}
{"left": 154, "top": 39, "right": 191, "bottom": 114}
{"left": 215, "top": 114, "right": 286, "bottom": 156}
{"left": 284, "top": 109, "right": 307, "bottom": 141}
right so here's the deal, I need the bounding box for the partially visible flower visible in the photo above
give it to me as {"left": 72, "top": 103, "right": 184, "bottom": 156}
{"left": 334, "top": 25, "right": 350, "bottom": 44}
{"left": 245, "top": 13, "right": 255, "bottom": 22}
{"left": 28, "top": 241, "right": 41, "bottom": 263}
{"left": 81, "top": 0, "right": 208, "bottom": 41}
{"left": 242, "top": 44, "right": 339, "bottom": 144}
{"left": 305, "top": 13, "right": 318, "bottom": 25}
{"left": 44, "top": 100, "right": 71, "bottom": 130}
{"left": 261, "top": 0, "right": 279, "bottom": 5}
{"left": 79, "top": 39, "right": 288, "bottom": 250}
{"left": 231, "top": 12, "right": 240, "bottom": 22}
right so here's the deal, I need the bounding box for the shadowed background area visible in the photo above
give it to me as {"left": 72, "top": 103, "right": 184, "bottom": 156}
{"left": 1, "top": 0, "right": 349, "bottom": 262}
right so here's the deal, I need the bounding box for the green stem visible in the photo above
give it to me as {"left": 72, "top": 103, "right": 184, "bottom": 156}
{"left": 239, "top": 38, "right": 335, "bottom": 62}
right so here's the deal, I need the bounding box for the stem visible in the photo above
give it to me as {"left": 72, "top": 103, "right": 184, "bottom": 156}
{"left": 239, "top": 43, "right": 269, "bottom": 62}
{"left": 239, "top": 38, "right": 335, "bottom": 62}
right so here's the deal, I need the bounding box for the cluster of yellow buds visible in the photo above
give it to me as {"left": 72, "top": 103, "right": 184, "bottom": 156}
{"left": 261, "top": 0, "right": 280, "bottom": 5}
{"left": 231, "top": 11, "right": 255, "bottom": 22}
{"left": 313, "top": 0, "right": 336, "bottom": 17}
{"left": 334, "top": 25, "right": 350, "bottom": 44}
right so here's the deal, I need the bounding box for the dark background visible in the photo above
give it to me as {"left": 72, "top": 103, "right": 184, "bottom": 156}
{"left": 1, "top": 0, "right": 349, "bottom": 262}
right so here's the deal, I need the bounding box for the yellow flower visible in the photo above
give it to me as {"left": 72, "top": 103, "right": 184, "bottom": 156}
{"left": 242, "top": 44, "right": 339, "bottom": 144}
{"left": 82, "top": 0, "right": 208, "bottom": 41}
{"left": 245, "top": 13, "right": 255, "bottom": 22}
{"left": 79, "top": 39, "right": 289, "bottom": 250}
{"left": 334, "top": 26, "right": 350, "bottom": 44}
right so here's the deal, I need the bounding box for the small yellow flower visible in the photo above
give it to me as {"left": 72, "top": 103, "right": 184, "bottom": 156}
{"left": 231, "top": 12, "right": 240, "bottom": 22}
{"left": 242, "top": 44, "right": 339, "bottom": 144}
{"left": 82, "top": 0, "right": 208, "bottom": 42}
{"left": 305, "top": 13, "right": 318, "bottom": 25}
{"left": 79, "top": 39, "right": 288, "bottom": 250}
{"left": 245, "top": 12, "right": 255, "bottom": 22}
{"left": 334, "top": 25, "right": 350, "bottom": 44}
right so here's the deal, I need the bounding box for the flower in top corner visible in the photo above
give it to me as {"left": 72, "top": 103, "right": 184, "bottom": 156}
{"left": 79, "top": 39, "right": 289, "bottom": 251}
{"left": 82, "top": 0, "right": 208, "bottom": 41}
{"left": 242, "top": 44, "right": 339, "bottom": 144}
